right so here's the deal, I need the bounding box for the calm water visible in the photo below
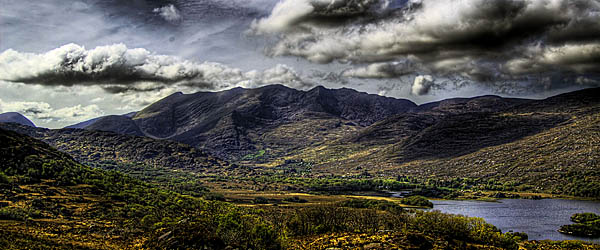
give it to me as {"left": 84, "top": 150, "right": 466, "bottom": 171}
{"left": 429, "top": 199, "right": 600, "bottom": 243}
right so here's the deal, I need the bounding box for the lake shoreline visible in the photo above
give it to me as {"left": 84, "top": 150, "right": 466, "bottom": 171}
{"left": 429, "top": 198, "right": 600, "bottom": 243}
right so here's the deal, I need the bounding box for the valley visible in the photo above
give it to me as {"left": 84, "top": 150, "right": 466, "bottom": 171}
{"left": 1, "top": 86, "right": 599, "bottom": 249}
{"left": 3, "top": 0, "right": 600, "bottom": 248}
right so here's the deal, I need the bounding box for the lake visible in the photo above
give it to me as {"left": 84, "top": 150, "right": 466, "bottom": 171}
{"left": 429, "top": 199, "right": 600, "bottom": 243}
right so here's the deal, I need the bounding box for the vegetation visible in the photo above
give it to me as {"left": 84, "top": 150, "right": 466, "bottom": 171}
{"left": 0, "top": 128, "right": 280, "bottom": 249}
{"left": 400, "top": 195, "right": 434, "bottom": 207}
{"left": 521, "top": 240, "right": 600, "bottom": 250}
{"left": 338, "top": 198, "right": 404, "bottom": 213}
{"left": 0, "top": 128, "right": 539, "bottom": 249}
{"left": 283, "top": 196, "right": 308, "bottom": 203}
{"left": 559, "top": 213, "right": 600, "bottom": 238}
{"left": 243, "top": 149, "right": 266, "bottom": 160}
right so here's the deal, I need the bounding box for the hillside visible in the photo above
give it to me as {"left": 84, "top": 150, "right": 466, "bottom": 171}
{"left": 283, "top": 87, "right": 600, "bottom": 197}
{"left": 0, "top": 128, "right": 534, "bottom": 250}
{"left": 84, "top": 85, "right": 417, "bottom": 160}
{"left": 0, "top": 123, "right": 240, "bottom": 195}
{"left": 0, "top": 112, "right": 35, "bottom": 127}
{"left": 65, "top": 112, "right": 136, "bottom": 129}
{"left": 0, "top": 128, "right": 201, "bottom": 248}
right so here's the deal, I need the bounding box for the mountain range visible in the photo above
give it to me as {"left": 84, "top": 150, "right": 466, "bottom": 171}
{"left": 1, "top": 85, "right": 599, "bottom": 197}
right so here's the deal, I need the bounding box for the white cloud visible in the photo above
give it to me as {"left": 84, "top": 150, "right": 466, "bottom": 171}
{"left": 249, "top": 0, "right": 381, "bottom": 34}
{"left": 153, "top": 4, "right": 182, "bottom": 23}
{"left": 505, "top": 43, "right": 600, "bottom": 75}
{"left": 411, "top": 75, "right": 434, "bottom": 96}
{"left": 0, "top": 98, "right": 104, "bottom": 124}
{"left": 0, "top": 43, "right": 312, "bottom": 91}
{"left": 342, "top": 62, "right": 416, "bottom": 78}
{"left": 250, "top": 0, "right": 314, "bottom": 34}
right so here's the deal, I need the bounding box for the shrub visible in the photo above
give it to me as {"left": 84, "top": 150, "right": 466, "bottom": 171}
{"left": 253, "top": 197, "right": 269, "bottom": 204}
{"left": 203, "top": 192, "right": 226, "bottom": 201}
{"left": 401, "top": 195, "right": 433, "bottom": 207}
{"left": 338, "top": 198, "right": 403, "bottom": 213}
{"left": 0, "top": 207, "right": 41, "bottom": 221}
{"left": 571, "top": 213, "right": 600, "bottom": 223}
{"left": 0, "top": 171, "right": 10, "bottom": 184}
{"left": 283, "top": 196, "right": 307, "bottom": 203}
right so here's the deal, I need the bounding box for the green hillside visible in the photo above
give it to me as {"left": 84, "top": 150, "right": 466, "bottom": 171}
{"left": 0, "top": 128, "right": 550, "bottom": 249}
{"left": 0, "top": 128, "right": 278, "bottom": 249}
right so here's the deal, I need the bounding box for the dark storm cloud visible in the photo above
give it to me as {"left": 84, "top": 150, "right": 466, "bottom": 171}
{"left": 249, "top": 0, "right": 386, "bottom": 34}
{"left": 250, "top": 0, "right": 600, "bottom": 92}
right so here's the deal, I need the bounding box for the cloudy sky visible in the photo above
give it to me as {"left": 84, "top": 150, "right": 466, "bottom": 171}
{"left": 1, "top": 0, "right": 599, "bottom": 128}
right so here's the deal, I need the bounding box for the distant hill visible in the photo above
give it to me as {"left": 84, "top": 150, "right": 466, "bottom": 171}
{"left": 82, "top": 85, "right": 417, "bottom": 159}
{"left": 65, "top": 111, "right": 136, "bottom": 129}
{"left": 0, "top": 112, "right": 35, "bottom": 127}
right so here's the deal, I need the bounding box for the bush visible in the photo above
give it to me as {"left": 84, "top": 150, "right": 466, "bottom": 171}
{"left": 571, "top": 213, "right": 600, "bottom": 223}
{"left": 253, "top": 197, "right": 269, "bottom": 204}
{"left": 338, "top": 198, "right": 403, "bottom": 213}
{"left": 411, "top": 210, "right": 518, "bottom": 249}
{"left": 203, "top": 192, "right": 226, "bottom": 201}
{"left": 283, "top": 196, "right": 307, "bottom": 203}
{"left": 401, "top": 196, "right": 433, "bottom": 207}
{"left": 0, "top": 171, "right": 10, "bottom": 184}
{"left": 144, "top": 204, "right": 282, "bottom": 250}
{"left": 0, "top": 207, "right": 41, "bottom": 221}
{"left": 507, "top": 231, "right": 529, "bottom": 241}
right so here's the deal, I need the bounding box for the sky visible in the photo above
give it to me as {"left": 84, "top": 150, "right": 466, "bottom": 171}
{"left": 1, "top": 0, "right": 599, "bottom": 128}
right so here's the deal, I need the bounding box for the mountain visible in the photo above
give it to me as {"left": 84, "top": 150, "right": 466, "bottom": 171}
{"left": 0, "top": 112, "right": 35, "bottom": 127}
{"left": 22, "top": 85, "right": 598, "bottom": 197}
{"left": 83, "top": 85, "right": 417, "bottom": 159}
{"left": 284, "top": 87, "right": 600, "bottom": 197}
